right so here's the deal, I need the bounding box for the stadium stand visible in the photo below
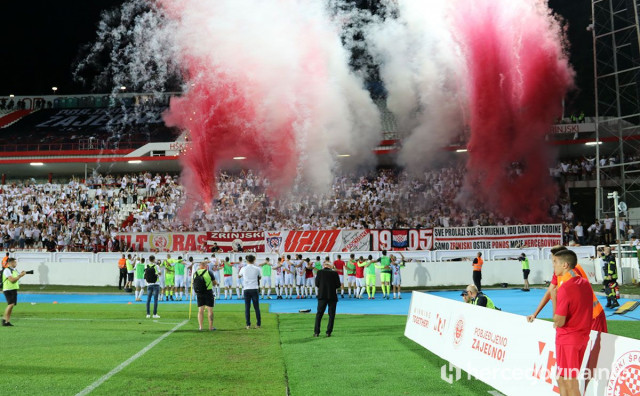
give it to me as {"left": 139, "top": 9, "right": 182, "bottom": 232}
{"left": 2, "top": 93, "right": 636, "bottom": 253}
{"left": 0, "top": 163, "right": 581, "bottom": 253}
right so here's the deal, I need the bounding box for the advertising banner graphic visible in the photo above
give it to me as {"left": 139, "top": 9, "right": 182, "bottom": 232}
{"left": 405, "top": 292, "right": 640, "bottom": 396}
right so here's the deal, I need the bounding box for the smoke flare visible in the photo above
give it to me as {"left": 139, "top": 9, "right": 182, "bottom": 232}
{"left": 454, "top": 0, "right": 573, "bottom": 222}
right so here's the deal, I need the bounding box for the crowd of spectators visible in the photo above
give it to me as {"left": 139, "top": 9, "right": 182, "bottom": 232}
{"left": 551, "top": 152, "right": 640, "bottom": 183}
{"left": 1, "top": 163, "right": 582, "bottom": 253}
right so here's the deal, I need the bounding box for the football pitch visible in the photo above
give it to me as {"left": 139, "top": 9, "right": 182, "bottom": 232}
{"left": 2, "top": 295, "right": 638, "bottom": 395}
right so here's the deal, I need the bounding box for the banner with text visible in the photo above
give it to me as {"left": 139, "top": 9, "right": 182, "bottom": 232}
{"left": 549, "top": 122, "right": 595, "bottom": 135}
{"left": 433, "top": 224, "right": 562, "bottom": 250}
{"left": 206, "top": 232, "right": 265, "bottom": 252}
{"left": 340, "top": 229, "right": 371, "bottom": 252}
{"left": 370, "top": 229, "right": 434, "bottom": 251}
{"left": 116, "top": 232, "right": 208, "bottom": 252}
{"left": 405, "top": 291, "right": 640, "bottom": 396}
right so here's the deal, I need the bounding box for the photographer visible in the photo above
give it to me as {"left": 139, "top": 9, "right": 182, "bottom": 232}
{"left": 2, "top": 258, "right": 32, "bottom": 326}
{"left": 461, "top": 285, "right": 499, "bottom": 310}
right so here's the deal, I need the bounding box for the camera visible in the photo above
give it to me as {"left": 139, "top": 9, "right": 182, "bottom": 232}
{"left": 25, "top": 270, "right": 34, "bottom": 274}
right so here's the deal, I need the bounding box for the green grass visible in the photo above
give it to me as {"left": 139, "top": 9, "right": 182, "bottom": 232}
{"left": 591, "top": 282, "right": 640, "bottom": 296}
{"left": 3, "top": 304, "right": 286, "bottom": 396}
{"left": 1, "top": 302, "right": 637, "bottom": 395}
{"left": 279, "top": 314, "right": 492, "bottom": 396}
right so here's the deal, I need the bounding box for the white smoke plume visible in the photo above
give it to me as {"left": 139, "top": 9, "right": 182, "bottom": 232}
{"left": 77, "top": 0, "right": 382, "bottom": 203}
{"left": 365, "top": 0, "right": 468, "bottom": 172}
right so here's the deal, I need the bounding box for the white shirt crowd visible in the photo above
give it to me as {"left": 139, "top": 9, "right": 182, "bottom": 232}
{"left": 1, "top": 164, "right": 575, "bottom": 252}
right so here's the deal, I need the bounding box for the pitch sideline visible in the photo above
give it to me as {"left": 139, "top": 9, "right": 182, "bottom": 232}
{"left": 75, "top": 319, "right": 188, "bottom": 395}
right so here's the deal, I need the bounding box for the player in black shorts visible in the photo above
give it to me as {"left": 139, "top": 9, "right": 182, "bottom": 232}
{"left": 193, "top": 261, "right": 217, "bottom": 331}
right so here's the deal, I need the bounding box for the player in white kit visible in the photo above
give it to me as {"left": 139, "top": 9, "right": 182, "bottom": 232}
{"left": 234, "top": 256, "right": 245, "bottom": 300}
{"left": 274, "top": 256, "right": 285, "bottom": 299}
{"left": 294, "top": 254, "right": 306, "bottom": 299}
{"left": 283, "top": 255, "right": 295, "bottom": 299}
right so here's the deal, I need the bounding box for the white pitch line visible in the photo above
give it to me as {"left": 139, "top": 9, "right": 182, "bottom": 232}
{"left": 21, "top": 317, "right": 183, "bottom": 324}
{"left": 75, "top": 319, "right": 187, "bottom": 396}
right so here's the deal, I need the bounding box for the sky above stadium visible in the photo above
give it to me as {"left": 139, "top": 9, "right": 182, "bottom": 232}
{"left": 2, "top": 0, "right": 590, "bottom": 114}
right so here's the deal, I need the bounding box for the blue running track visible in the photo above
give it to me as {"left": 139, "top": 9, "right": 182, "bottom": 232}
{"left": 19, "top": 289, "right": 640, "bottom": 321}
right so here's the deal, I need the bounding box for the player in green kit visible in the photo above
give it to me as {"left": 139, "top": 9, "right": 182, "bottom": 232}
{"left": 260, "top": 257, "right": 273, "bottom": 299}
{"left": 313, "top": 256, "right": 323, "bottom": 297}
{"left": 363, "top": 255, "right": 376, "bottom": 299}
{"left": 174, "top": 256, "right": 186, "bottom": 301}
{"left": 222, "top": 257, "right": 234, "bottom": 300}
{"left": 345, "top": 253, "right": 357, "bottom": 298}
{"left": 125, "top": 254, "right": 134, "bottom": 291}
{"left": 375, "top": 250, "right": 392, "bottom": 299}
{"left": 163, "top": 255, "right": 176, "bottom": 301}
{"left": 133, "top": 257, "right": 146, "bottom": 301}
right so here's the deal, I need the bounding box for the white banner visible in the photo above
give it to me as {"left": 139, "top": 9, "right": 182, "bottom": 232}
{"left": 433, "top": 224, "right": 563, "bottom": 250}
{"left": 549, "top": 123, "right": 595, "bottom": 134}
{"left": 405, "top": 292, "right": 640, "bottom": 396}
{"left": 341, "top": 229, "right": 371, "bottom": 252}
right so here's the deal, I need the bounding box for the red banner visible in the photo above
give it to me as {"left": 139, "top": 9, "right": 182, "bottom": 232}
{"left": 284, "top": 230, "right": 341, "bottom": 252}
{"left": 206, "top": 232, "right": 265, "bottom": 252}
{"left": 116, "top": 232, "right": 208, "bottom": 252}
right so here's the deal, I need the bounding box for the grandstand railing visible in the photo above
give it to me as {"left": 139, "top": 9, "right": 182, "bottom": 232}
{"left": 0, "top": 141, "right": 148, "bottom": 154}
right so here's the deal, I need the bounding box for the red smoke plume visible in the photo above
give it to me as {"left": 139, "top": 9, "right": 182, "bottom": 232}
{"left": 455, "top": 1, "right": 574, "bottom": 222}
{"left": 163, "top": 72, "right": 297, "bottom": 208}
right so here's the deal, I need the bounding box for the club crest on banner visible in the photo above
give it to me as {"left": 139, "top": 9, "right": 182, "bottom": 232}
{"left": 232, "top": 239, "right": 243, "bottom": 252}
{"left": 149, "top": 234, "right": 172, "bottom": 251}
{"left": 266, "top": 232, "right": 283, "bottom": 251}
{"left": 606, "top": 351, "right": 640, "bottom": 396}
{"left": 453, "top": 316, "right": 465, "bottom": 348}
